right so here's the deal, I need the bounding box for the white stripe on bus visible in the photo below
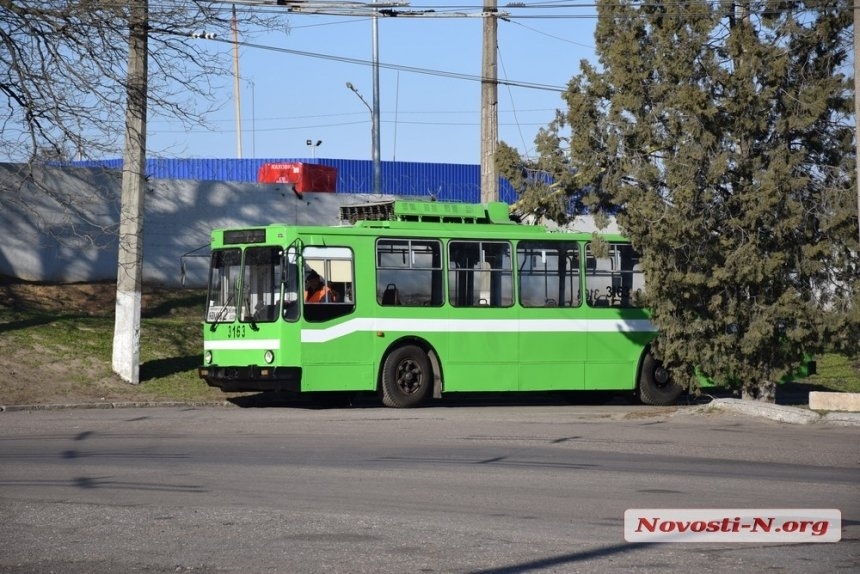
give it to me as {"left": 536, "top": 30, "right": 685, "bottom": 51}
{"left": 204, "top": 320, "right": 656, "bottom": 350}
{"left": 299, "top": 318, "right": 656, "bottom": 344}
{"left": 204, "top": 339, "right": 281, "bottom": 351}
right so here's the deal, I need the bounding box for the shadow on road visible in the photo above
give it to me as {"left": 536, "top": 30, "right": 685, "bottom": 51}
{"left": 226, "top": 389, "right": 712, "bottom": 410}
{"left": 469, "top": 541, "right": 658, "bottom": 574}
{"left": 224, "top": 380, "right": 820, "bottom": 410}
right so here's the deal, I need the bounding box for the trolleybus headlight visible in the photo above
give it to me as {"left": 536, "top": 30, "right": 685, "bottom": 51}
{"left": 264, "top": 350, "right": 275, "bottom": 364}
{"left": 204, "top": 350, "right": 213, "bottom": 365}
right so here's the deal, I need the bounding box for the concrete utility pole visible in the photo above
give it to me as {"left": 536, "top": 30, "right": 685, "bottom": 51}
{"left": 480, "top": 0, "right": 499, "bottom": 202}
{"left": 232, "top": 4, "right": 243, "bottom": 159}
{"left": 855, "top": 4, "right": 860, "bottom": 247}
{"left": 112, "top": 0, "right": 148, "bottom": 384}
{"left": 371, "top": 1, "right": 382, "bottom": 194}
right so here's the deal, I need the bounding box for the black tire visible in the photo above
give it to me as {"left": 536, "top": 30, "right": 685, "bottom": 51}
{"left": 380, "top": 345, "right": 432, "bottom": 408}
{"left": 638, "top": 353, "right": 683, "bottom": 406}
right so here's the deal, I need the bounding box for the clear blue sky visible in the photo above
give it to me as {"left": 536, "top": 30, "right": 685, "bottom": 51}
{"left": 146, "top": 1, "right": 599, "bottom": 165}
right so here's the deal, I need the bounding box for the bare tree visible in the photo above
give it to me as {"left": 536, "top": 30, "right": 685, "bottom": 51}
{"left": 0, "top": 0, "right": 284, "bottom": 164}
{"left": 1, "top": 1, "right": 288, "bottom": 383}
{"left": 0, "top": 1, "right": 285, "bottom": 241}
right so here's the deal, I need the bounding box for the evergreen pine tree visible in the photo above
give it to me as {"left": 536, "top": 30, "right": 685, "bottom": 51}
{"left": 501, "top": 1, "right": 858, "bottom": 400}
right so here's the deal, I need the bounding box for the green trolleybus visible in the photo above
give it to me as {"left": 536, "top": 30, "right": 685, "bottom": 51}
{"left": 198, "top": 200, "right": 683, "bottom": 407}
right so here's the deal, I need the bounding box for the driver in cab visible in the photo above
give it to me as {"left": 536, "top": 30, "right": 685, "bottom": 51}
{"left": 304, "top": 270, "right": 336, "bottom": 303}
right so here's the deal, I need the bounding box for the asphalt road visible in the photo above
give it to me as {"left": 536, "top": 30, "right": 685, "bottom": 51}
{"left": 0, "top": 402, "right": 857, "bottom": 573}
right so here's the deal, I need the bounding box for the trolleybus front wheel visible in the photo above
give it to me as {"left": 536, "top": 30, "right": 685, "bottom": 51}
{"left": 638, "top": 352, "right": 683, "bottom": 406}
{"left": 380, "top": 345, "right": 432, "bottom": 408}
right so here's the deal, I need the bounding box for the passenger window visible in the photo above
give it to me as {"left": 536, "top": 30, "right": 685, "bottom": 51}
{"left": 517, "top": 241, "right": 581, "bottom": 308}
{"left": 448, "top": 240, "right": 513, "bottom": 307}
{"left": 376, "top": 239, "right": 443, "bottom": 307}
{"left": 585, "top": 243, "right": 646, "bottom": 308}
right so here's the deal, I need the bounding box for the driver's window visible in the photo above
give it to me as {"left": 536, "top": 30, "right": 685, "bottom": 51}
{"left": 302, "top": 246, "right": 355, "bottom": 322}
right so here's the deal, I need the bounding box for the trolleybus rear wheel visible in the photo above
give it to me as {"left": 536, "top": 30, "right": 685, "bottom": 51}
{"left": 638, "top": 352, "right": 683, "bottom": 406}
{"left": 381, "top": 345, "right": 432, "bottom": 408}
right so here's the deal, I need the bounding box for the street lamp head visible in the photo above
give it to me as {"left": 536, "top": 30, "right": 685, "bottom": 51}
{"left": 306, "top": 139, "right": 312, "bottom": 146}
{"left": 346, "top": 82, "right": 372, "bottom": 113}
{"left": 315, "top": 140, "right": 322, "bottom": 147}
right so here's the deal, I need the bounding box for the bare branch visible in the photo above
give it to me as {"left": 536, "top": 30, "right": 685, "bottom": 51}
{"left": 0, "top": 0, "right": 287, "bottom": 163}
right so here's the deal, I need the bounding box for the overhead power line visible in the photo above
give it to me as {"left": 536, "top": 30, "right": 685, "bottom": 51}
{"left": 189, "top": 33, "right": 567, "bottom": 92}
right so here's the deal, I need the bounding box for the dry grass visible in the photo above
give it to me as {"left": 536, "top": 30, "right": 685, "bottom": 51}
{"left": 0, "top": 275, "right": 226, "bottom": 406}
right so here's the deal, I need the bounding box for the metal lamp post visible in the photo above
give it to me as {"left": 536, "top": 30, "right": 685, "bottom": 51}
{"left": 346, "top": 81, "right": 381, "bottom": 194}
{"left": 306, "top": 139, "right": 322, "bottom": 160}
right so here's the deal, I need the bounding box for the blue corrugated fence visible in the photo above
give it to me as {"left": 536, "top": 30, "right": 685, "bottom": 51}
{"left": 71, "top": 158, "right": 519, "bottom": 204}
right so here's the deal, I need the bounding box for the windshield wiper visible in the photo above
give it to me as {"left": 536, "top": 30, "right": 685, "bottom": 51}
{"left": 209, "top": 291, "right": 236, "bottom": 332}
{"left": 244, "top": 296, "right": 259, "bottom": 331}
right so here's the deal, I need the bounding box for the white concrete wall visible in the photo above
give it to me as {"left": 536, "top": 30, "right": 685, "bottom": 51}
{"left": 0, "top": 163, "right": 616, "bottom": 288}
{"left": 0, "top": 163, "right": 393, "bottom": 287}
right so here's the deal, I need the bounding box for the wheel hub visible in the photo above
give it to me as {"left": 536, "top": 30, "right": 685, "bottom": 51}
{"left": 398, "top": 361, "right": 421, "bottom": 394}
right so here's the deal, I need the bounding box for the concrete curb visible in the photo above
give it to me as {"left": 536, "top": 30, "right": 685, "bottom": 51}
{"left": 3, "top": 398, "right": 860, "bottom": 427}
{"left": 702, "top": 398, "right": 860, "bottom": 426}
{"left": 820, "top": 411, "right": 860, "bottom": 427}
{"left": 0, "top": 401, "right": 233, "bottom": 412}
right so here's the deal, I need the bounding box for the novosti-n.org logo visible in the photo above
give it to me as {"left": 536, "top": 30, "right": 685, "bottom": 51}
{"left": 624, "top": 509, "right": 841, "bottom": 543}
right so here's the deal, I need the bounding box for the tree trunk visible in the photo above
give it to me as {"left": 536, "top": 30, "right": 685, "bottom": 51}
{"left": 742, "top": 380, "right": 776, "bottom": 403}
